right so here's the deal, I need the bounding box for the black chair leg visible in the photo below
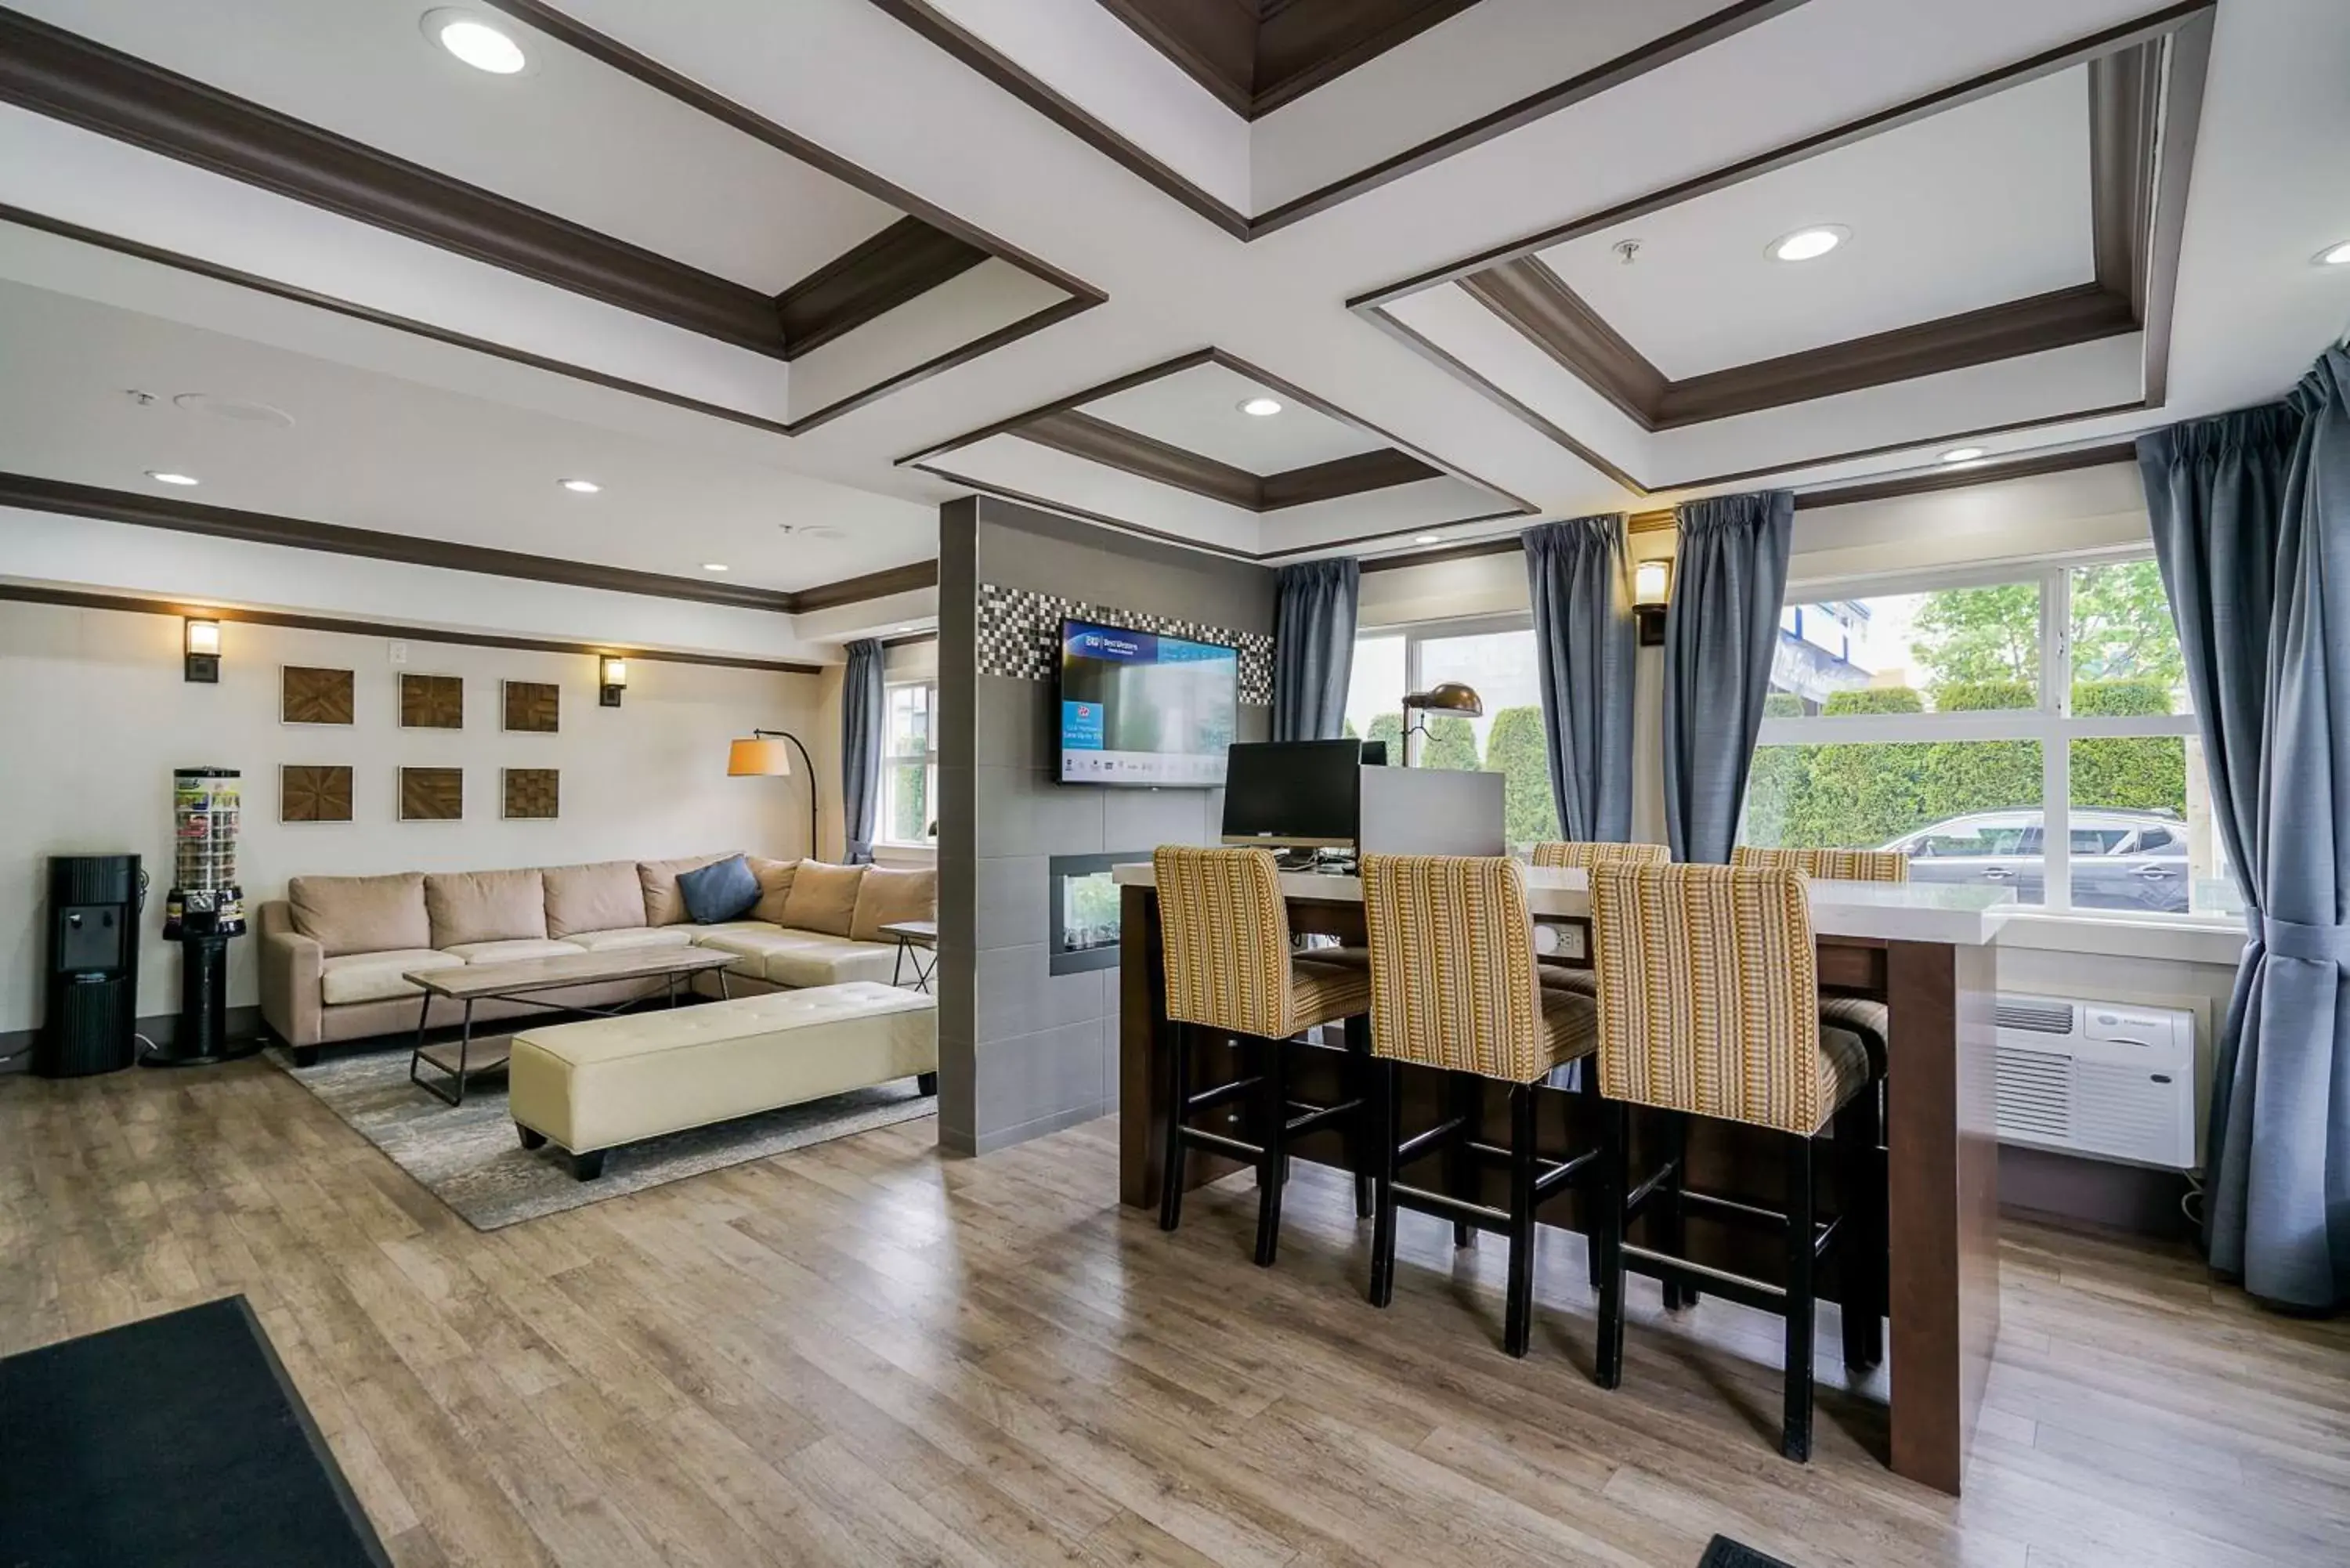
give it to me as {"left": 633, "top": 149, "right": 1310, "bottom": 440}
{"left": 1254, "top": 1037, "right": 1288, "bottom": 1267}
{"left": 1368, "top": 1059, "right": 1401, "bottom": 1308}
{"left": 1783, "top": 1130, "right": 1817, "bottom": 1462}
{"left": 1445, "top": 1071, "right": 1478, "bottom": 1248}
{"left": 1503, "top": 1082, "right": 1538, "bottom": 1358}
{"left": 1661, "top": 1111, "right": 1695, "bottom": 1310}
{"left": 1835, "top": 1089, "right": 1883, "bottom": 1372}
{"left": 1159, "top": 1024, "right": 1191, "bottom": 1233}
{"left": 1594, "top": 1099, "right": 1626, "bottom": 1389}
{"left": 1347, "top": 1015, "right": 1374, "bottom": 1219}
{"left": 1581, "top": 1066, "right": 1606, "bottom": 1291}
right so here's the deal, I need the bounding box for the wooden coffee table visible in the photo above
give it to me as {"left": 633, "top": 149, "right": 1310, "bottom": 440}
{"left": 405, "top": 947, "right": 739, "bottom": 1106}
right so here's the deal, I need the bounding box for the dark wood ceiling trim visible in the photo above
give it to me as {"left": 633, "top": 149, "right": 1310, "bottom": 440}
{"left": 1259, "top": 448, "right": 1443, "bottom": 510}
{"left": 0, "top": 471, "right": 812, "bottom": 612}
{"left": 862, "top": 0, "right": 1806, "bottom": 240}
{"left": 2135, "top": 9, "right": 2213, "bottom": 407}
{"left": 475, "top": 0, "right": 1105, "bottom": 305}
{"left": 0, "top": 583, "right": 823, "bottom": 674}
{"left": 909, "top": 464, "right": 1262, "bottom": 561}
{"left": 1457, "top": 258, "right": 1669, "bottom": 428}
{"left": 1252, "top": 1, "right": 1486, "bottom": 117}
{"left": 1088, "top": 0, "right": 1257, "bottom": 117}
{"left": 790, "top": 558, "right": 941, "bottom": 614}
{"left": 1650, "top": 398, "right": 2152, "bottom": 493}
{"left": 2088, "top": 41, "right": 2161, "bottom": 318}
{"left": 1014, "top": 410, "right": 1265, "bottom": 510}
{"left": 777, "top": 216, "right": 989, "bottom": 360}
{"left": 897, "top": 349, "right": 1221, "bottom": 464}
{"left": 783, "top": 294, "right": 1102, "bottom": 435}
{"left": 1789, "top": 441, "right": 2139, "bottom": 510}
{"left": 0, "top": 8, "right": 788, "bottom": 357}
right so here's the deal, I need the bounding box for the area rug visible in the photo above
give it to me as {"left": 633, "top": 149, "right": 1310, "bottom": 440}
{"left": 273, "top": 1042, "right": 935, "bottom": 1230}
{"left": 0, "top": 1295, "right": 391, "bottom": 1567}
{"left": 1698, "top": 1536, "right": 1799, "bottom": 1568}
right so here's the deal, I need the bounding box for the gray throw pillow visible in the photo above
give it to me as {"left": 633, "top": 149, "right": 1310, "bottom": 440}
{"left": 676, "top": 854, "right": 760, "bottom": 926}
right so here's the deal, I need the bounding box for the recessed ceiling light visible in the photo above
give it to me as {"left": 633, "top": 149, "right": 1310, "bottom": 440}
{"left": 1413, "top": 534, "right": 1443, "bottom": 545}
{"left": 1940, "top": 447, "right": 1987, "bottom": 464}
{"left": 1237, "top": 396, "right": 1283, "bottom": 417}
{"left": 146, "top": 471, "right": 200, "bottom": 486}
{"left": 2316, "top": 240, "right": 2350, "bottom": 266}
{"left": 701, "top": 562, "right": 729, "bottom": 573}
{"left": 423, "top": 9, "right": 526, "bottom": 74}
{"left": 1769, "top": 226, "right": 1849, "bottom": 262}
{"left": 559, "top": 478, "right": 600, "bottom": 493}
{"left": 895, "top": 624, "right": 920, "bottom": 632}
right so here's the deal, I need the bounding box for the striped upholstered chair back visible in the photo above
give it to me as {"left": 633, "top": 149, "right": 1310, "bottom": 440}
{"left": 1531, "top": 840, "right": 1672, "bottom": 873}
{"left": 1731, "top": 845, "right": 1908, "bottom": 883}
{"left": 1153, "top": 846, "right": 1300, "bottom": 1039}
{"left": 1361, "top": 854, "right": 1561, "bottom": 1082}
{"left": 1589, "top": 864, "right": 1856, "bottom": 1135}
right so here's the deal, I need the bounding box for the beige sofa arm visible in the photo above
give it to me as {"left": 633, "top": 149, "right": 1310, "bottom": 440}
{"left": 258, "top": 901, "right": 324, "bottom": 1052}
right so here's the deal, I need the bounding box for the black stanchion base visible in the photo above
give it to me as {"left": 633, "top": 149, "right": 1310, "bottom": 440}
{"left": 139, "top": 1037, "right": 267, "bottom": 1069}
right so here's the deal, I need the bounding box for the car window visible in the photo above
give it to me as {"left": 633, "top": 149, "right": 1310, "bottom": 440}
{"left": 2071, "top": 827, "right": 2131, "bottom": 854}
{"left": 1915, "top": 826, "right": 2023, "bottom": 857}
{"left": 2135, "top": 826, "right": 2177, "bottom": 851}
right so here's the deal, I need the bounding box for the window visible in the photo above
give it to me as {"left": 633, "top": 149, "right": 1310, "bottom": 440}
{"left": 1745, "top": 555, "right": 2233, "bottom": 919}
{"left": 1343, "top": 616, "right": 1560, "bottom": 848}
{"left": 879, "top": 681, "right": 936, "bottom": 847}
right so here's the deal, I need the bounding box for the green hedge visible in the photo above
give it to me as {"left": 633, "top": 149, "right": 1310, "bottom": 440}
{"left": 1485, "top": 706, "right": 1561, "bottom": 846}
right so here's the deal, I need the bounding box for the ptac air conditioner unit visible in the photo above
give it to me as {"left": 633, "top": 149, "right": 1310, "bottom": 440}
{"left": 1993, "top": 993, "right": 2196, "bottom": 1169}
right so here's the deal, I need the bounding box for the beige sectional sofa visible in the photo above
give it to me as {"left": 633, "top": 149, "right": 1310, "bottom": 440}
{"left": 258, "top": 854, "right": 935, "bottom": 1064}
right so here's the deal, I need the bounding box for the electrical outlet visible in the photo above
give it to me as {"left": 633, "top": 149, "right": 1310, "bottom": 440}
{"left": 387, "top": 641, "right": 408, "bottom": 665}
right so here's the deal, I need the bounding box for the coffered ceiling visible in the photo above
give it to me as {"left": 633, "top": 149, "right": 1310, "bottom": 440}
{"left": 0, "top": 0, "right": 2342, "bottom": 636}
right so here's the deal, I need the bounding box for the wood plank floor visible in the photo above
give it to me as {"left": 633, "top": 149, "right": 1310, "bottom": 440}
{"left": 3, "top": 1061, "right": 2344, "bottom": 1567}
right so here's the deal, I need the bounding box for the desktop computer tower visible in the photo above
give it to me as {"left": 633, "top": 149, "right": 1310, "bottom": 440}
{"left": 37, "top": 854, "right": 144, "bottom": 1078}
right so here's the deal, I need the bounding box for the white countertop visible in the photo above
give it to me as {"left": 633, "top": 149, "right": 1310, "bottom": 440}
{"left": 1111, "top": 862, "right": 2013, "bottom": 946}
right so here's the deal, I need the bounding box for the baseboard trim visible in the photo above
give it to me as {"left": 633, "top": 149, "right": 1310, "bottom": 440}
{"left": 1998, "top": 1142, "right": 2194, "bottom": 1241}
{"left": 942, "top": 1098, "right": 1110, "bottom": 1157}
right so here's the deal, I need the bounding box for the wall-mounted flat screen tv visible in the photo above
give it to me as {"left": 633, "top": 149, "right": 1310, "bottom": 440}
{"left": 1058, "top": 619, "right": 1237, "bottom": 787}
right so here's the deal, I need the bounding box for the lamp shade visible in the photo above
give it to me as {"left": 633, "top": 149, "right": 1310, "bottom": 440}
{"left": 1632, "top": 558, "right": 1672, "bottom": 609}
{"left": 727, "top": 736, "right": 793, "bottom": 777}
{"left": 1402, "top": 681, "right": 1482, "bottom": 717}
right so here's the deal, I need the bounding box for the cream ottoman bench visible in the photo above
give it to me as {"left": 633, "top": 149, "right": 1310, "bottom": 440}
{"left": 508, "top": 981, "right": 938, "bottom": 1180}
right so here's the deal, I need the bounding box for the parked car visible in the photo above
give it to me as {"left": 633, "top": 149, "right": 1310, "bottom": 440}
{"left": 1875, "top": 808, "right": 2190, "bottom": 912}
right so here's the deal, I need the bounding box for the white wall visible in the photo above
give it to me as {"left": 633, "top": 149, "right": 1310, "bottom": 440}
{"left": 0, "top": 598, "right": 826, "bottom": 1031}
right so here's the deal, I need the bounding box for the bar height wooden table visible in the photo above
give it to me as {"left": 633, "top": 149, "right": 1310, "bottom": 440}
{"left": 1115, "top": 862, "right": 2010, "bottom": 1496}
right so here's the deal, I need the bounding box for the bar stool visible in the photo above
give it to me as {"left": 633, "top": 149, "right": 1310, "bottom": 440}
{"left": 1358, "top": 854, "right": 1605, "bottom": 1358}
{"left": 1530, "top": 841, "right": 1672, "bottom": 997}
{"left": 1730, "top": 846, "right": 1906, "bottom": 1075}
{"left": 1586, "top": 863, "right": 1888, "bottom": 1461}
{"left": 1153, "top": 845, "right": 1374, "bottom": 1266}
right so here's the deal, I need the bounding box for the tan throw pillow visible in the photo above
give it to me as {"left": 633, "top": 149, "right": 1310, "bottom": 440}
{"left": 638, "top": 853, "right": 731, "bottom": 926}
{"left": 287, "top": 872, "right": 429, "bottom": 957}
{"left": 780, "top": 860, "right": 866, "bottom": 938}
{"left": 425, "top": 869, "right": 548, "bottom": 948}
{"left": 851, "top": 865, "right": 938, "bottom": 943}
{"left": 747, "top": 856, "right": 797, "bottom": 924}
{"left": 543, "top": 860, "right": 644, "bottom": 938}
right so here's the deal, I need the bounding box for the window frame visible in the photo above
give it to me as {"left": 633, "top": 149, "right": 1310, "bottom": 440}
{"left": 877, "top": 678, "right": 938, "bottom": 849}
{"left": 1756, "top": 548, "right": 2201, "bottom": 920}
{"left": 1355, "top": 610, "right": 1535, "bottom": 766}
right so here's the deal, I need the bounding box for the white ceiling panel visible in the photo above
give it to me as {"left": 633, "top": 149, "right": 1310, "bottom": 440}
{"left": 917, "top": 433, "right": 1263, "bottom": 556}
{"left": 1538, "top": 67, "right": 2095, "bottom": 380}
{"left": 1081, "top": 362, "right": 1380, "bottom": 474}
{"left": 12, "top": 0, "right": 902, "bottom": 291}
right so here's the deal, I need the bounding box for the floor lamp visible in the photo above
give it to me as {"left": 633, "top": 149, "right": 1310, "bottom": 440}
{"left": 1399, "top": 681, "right": 1482, "bottom": 765}
{"left": 727, "top": 729, "right": 820, "bottom": 858}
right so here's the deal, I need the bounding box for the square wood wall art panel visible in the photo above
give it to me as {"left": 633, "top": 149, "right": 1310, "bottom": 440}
{"left": 503, "top": 768, "right": 559, "bottom": 820}
{"left": 399, "top": 673, "right": 464, "bottom": 729}
{"left": 503, "top": 680, "right": 559, "bottom": 733}
{"left": 399, "top": 767, "right": 463, "bottom": 822}
{"left": 280, "top": 764, "right": 352, "bottom": 822}
{"left": 281, "top": 667, "right": 354, "bottom": 725}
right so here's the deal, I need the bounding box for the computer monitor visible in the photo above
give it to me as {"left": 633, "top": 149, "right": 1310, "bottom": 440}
{"left": 1220, "top": 740, "right": 1361, "bottom": 850}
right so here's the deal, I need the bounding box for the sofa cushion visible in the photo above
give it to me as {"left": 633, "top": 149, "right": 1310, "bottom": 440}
{"left": 747, "top": 856, "right": 797, "bottom": 923}
{"left": 640, "top": 854, "right": 732, "bottom": 926}
{"left": 850, "top": 865, "right": 938, "bottom": 943}
{"left": 761, "top": 934, "right": 900, "bottom": 990}
{"left": 288, "top": 873, "right": 429, "bottom": 957}
{"left": 678, "top": 854, "right": 761, "bottom": 926}
{"left": 566, "top": 926, "right": 696, "bottom": 954}
{"left": 443, "top": 938, "right": 586, "bottom": 965}
{"left": 320, "top": 948, "right": 464, "bottom": 1006}
{"left": 425, "top": 868, "right": 548, "bottom": 948}
{"left": 780, "top": 860, "right": 864, "bottom": 938}
{"left": 543, "top": 860, "right": 645, "bottom": 939}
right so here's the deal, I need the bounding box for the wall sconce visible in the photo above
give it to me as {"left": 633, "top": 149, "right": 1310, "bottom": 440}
{"left": 598, "top": 655, "right": 627, "bottom": 707}
{"left": 1632, "top": 558, "right": 1672, "bottom": 646}
{"left": 183, "top": 617, "right": 222, "bottom": 683}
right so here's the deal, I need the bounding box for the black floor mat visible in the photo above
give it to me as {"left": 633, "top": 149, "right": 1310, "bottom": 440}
{"left": 0, "top": 1295, "right": 389, "bottom": 1567}
{"left": 1700, "top": 1535, "right": 1799, "bottom": 1568}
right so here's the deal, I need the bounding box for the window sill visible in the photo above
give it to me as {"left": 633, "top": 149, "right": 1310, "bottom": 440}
{"left": 1997, "top": 910, "right": 2246, "bottom": 967}
{"left": 871, "top": 843, "right": 936, "bottom": 866}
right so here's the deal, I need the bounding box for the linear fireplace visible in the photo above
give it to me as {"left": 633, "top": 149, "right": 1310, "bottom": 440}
{"left": 1047, "top": 852, "right": 1132, "bottom": 975}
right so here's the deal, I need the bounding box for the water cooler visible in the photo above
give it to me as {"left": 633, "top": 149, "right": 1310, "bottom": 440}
{"left": 149, "top": 766, "right": 260, "bottom": 1067}
{"left": 36, "top": 854, "right": 145, "bottom": 1077}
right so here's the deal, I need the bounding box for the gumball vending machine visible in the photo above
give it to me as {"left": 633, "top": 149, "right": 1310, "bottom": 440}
{"left": 150, "top": 766, "right": 260, "bottom": 1065}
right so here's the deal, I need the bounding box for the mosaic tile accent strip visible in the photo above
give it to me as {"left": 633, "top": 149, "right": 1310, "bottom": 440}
{"left": 975, "top": 583, "right": 1273, "bottom": 705}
